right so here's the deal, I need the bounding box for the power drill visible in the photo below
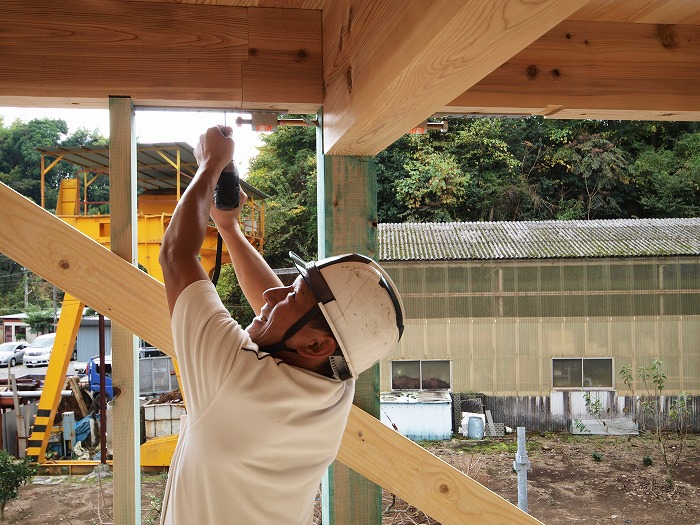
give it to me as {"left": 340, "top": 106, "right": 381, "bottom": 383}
{"left": 214, "top": 161, "right": 240, "bottom": 210}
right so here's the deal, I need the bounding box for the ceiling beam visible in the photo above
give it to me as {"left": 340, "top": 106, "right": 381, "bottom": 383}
{"left": 0, "top": 0, "right": 322, "bottom": 114}
{"left": 321, "top": 0, "right": 591, "bottom": 156}
{"left": 446, "top": 20, "right": 700, "bottom": 120}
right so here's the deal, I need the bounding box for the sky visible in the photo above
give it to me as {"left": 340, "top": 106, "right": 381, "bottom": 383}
{"left": 0, "top": 106, "right": 265, "bottom": 176}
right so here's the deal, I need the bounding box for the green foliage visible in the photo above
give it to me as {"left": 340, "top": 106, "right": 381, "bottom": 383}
{"left": 643, "top": 454, "right": 653, "bottom": 466}
{"left": 247, "top": 125, "right": 317, "bottom": 268}
{"left": 214, "top": 264, "right": 255, "bottom": 328}
{"left": 24, "top": 309, "right": 54, "bottom": 335}
{"left": 619, "top": 359, "right": 691, "bottom": 489}
{"left": 592, "top": 451, "right": 603, "bottom": 462}
{"left": 0, "top": 449, "right": 36, "bottom": 521}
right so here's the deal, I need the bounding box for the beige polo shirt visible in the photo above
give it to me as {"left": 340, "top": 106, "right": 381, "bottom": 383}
{"left": 160, "top": 280, "right": 354, "bottom": 525}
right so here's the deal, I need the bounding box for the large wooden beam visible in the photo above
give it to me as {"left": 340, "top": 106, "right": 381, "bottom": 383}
{"left": 0, "top": 0, "right": 321, "bottom": 114}
{"left": 446, "top": 20, "right": 700, "bottom": 120}
{"left": 321, "top": 0, "right": 591, "bottom": 156}
{"left": 0, "top": 181, "right": 541, "bottom": 524}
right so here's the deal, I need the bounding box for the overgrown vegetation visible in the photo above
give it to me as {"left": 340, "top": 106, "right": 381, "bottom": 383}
{"left": 620, "top": 359, "right": 691, "bottom": 488}
{"left": 0, "top": 449, "right": 36, "bottom": 521}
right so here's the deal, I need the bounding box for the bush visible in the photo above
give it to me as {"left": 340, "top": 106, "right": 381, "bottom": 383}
{"left": 0, "top": 450, "right": 36, "bottom": 521}
{"left": 643, "top": 454, "right": 653, "bottom": 466}
{"left": 592, "top": 451, "right": 603, "bottom": 462}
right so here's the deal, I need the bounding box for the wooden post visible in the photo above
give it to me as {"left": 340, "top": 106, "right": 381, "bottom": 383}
{"left": 109, "top": 96, "right": 141, "bottom": 524}
{"left": 317, "top": 119, "right": 382, "bottom": 524}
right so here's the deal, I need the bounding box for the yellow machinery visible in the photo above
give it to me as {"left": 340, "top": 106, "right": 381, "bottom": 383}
{"left": 25, "top": 143, "right": 266, "bottom": 468}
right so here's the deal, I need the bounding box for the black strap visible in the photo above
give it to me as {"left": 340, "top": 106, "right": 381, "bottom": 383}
{"left": 211, "top": 232, "right": 224, "bottom": 286}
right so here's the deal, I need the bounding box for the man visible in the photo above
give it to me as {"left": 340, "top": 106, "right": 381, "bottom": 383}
{"left": 158, "top": 125, "right": 404, "bottom": 524}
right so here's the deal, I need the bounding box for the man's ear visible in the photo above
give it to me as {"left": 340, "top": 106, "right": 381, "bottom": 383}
{"left": 297, "top": 336, "right": 337, "bottom": 358}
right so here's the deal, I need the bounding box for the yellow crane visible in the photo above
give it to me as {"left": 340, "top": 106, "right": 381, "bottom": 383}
{"left": 25, "top": 143, "right": 266, "bottom": 469}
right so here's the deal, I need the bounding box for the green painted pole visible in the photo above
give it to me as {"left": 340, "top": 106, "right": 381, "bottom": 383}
{"left": 317, "top": 119, "right": 382, "bottom": 525}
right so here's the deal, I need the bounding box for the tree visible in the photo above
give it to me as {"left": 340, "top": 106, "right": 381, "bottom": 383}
{"left": 246, "top": 125, "right": 318, "bottom": 268}
{"left": 0, "top": 449, "right": 36, "bottom": 521}
{"left": 24, "top": 309, "right": 55, "bottom": 335}
{"left": 620, "top": 360, "right": 691, "bottom": 489}
{"left": 397, "top": 141, "right": 468, "bottom": 221}
{"left": 554, "top": 133, "right": 630, "bottom": 219}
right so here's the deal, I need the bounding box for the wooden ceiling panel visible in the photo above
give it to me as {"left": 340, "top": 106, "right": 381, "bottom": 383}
{"left": 121, "top": 0, "right": 325, "bottom": 8}
{"left": 570, "top": 0, "right": 700, "bottom": 24}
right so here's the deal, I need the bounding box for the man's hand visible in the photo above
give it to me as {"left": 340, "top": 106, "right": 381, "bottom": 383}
{"left": 194, "top": 125, "right": 235, "bottom": 178}
{"left": 210, "top": 188, "right": 249, "bottom": 232}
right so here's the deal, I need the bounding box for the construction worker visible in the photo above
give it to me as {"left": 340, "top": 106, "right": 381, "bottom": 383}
{"left": 158, "top": 125, "right": 404, "bottom": 524}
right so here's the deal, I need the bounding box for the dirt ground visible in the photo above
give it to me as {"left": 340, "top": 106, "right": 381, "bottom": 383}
{"left": 3, "top": 433, "right": 699, "bottom": 525}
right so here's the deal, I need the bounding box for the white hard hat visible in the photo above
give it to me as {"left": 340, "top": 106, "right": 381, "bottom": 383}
{"left": 290, "top": 252, "right": 405, "bottom": 380}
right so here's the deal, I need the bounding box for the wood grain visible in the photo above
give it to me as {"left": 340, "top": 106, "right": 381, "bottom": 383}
{"left": 448, "top": 21, "right": 700, "bottom": 120}
{"left": 322, "top": 0, "right": 591, "bottom": 156}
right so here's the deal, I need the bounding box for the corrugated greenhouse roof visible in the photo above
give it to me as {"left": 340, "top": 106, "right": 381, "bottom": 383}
{"left": 378, "top": 219, "right": 700, "bottom": 261}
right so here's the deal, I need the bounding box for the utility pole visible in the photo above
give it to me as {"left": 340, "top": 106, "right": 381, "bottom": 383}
{"left": 23, "top": 269, "right": 28, "bottom": 309}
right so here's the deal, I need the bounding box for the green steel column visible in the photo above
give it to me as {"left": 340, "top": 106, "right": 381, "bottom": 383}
{"left": 318, "top": 122, "right": 382, "bottom": 525}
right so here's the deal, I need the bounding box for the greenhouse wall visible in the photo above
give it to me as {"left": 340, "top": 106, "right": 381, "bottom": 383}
{"left": 379, "top": 257, "right": 700, "bottom": 397}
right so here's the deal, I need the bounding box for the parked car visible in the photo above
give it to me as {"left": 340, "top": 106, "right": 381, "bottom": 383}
{"left": 23, "top": 333, "right": 57, "bottom": 367}
{"left": 0, "top": 341, "right": 29, "bottom": 367}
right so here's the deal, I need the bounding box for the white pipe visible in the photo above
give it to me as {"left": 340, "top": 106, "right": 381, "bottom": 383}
{"left": 1, "top": 390, "right": 72, "bottom": 398}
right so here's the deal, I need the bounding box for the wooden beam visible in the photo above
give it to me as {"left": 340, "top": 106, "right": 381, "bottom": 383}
{"left": 0, "top": 0, "right": 321, "bottom": 114}
{"left": 109, "top": 97, "right": 141, "bottom": 525}
{"left": 0, "top": 181, "right": 541, "bottom": 524}
{"left": 446, "top": 21, "right": 700, "bottom": 120}
{"left": 569, "top": 0, "right": 700, "bottom": 25}
{"left": 321, "top": 0, "right": 591, "bottom": 156}
{"left": 241, "top": 8, "right": 322, "bottom": 110}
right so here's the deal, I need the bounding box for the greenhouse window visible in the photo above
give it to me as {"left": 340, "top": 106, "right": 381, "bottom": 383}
{"left": 391, "top": 360, "right": 451, "bottom": 390}
{"left": 552, "top": 358, "right": 613, "bottom": 389}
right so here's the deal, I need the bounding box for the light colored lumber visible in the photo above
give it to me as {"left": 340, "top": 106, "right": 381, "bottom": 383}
{"left": 338, "top": 405, "right": 543, "bottom": 524}
{"left": 109, "top": 97, "right": 141, "bottom": 524}
{"left": 447, "top": 20, "right": 700, "bottom": 121}
{"left": 322, "top": 0, "right": 590, "bottom": 156}
{"left": 0, "top": 181, "right": 540, "bottom": 524}
{"left": 67, "top": 377, "right": 89, "bottom": 419}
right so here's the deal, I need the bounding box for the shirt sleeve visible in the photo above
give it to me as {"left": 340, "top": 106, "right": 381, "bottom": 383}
{"left": 171, "top": 279, "right": 252, "bottom": 419}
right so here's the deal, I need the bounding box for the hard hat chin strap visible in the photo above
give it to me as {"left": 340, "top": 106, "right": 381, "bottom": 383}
{"left": 258, "top": 304, "right": 352, "bottom": 381}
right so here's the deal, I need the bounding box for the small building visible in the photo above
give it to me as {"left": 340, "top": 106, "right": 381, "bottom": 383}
{"left": 0, "top": 312, "right": 33, "bottom": 343}
{"left": 378, "top": 218, "right": 700, "bottom": 433}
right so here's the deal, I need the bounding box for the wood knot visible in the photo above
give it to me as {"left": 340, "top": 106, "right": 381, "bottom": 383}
{"left": 297, "top": 49, "right": 307, "bottom": 60}
{"left": 346, "top": 66, "right": 353, "bottom": 93}
{"left": 58, "top": 259, "right": 70, "bottom": 270}
{"left": 657, "top": 24, "right": 676, "bottom": 48}
{"left": 526, "top": 65, "right": 538, "bottom": 80}
{"left": 249, "top": 48, "right": 258, "bottom": 57}
{"left": 439, "top": 484, "right": 450, "bottom": 494}
{"left": 551, "top": 69, "right": 561, "bottom": 78}
{"left": 371, "top": 221, "right": 378, "bottom": 228}
{"left": 357, "top": 431, "right": 363, "bottom": 439}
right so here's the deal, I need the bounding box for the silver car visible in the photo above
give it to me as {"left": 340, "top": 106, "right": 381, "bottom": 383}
{"left": 23, "top": 333, "right": 57, "bottom": 367}
{"left": 0, "top": 341, "right": 29, "bottom": 367}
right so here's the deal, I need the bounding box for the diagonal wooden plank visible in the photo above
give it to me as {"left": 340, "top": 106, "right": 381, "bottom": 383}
{"left": 0, "top": 181, "right": 541, "bottom": 524}
{"left": 322, "top": 0, "right": 591, "bottom": 156}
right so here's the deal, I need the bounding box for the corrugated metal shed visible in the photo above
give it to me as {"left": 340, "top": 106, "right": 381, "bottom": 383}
{"left": 379, "top": 219, "right": 700, "bottom": 261}
{"left": 36, "top": 143, "right": 267, "bottom": 199}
